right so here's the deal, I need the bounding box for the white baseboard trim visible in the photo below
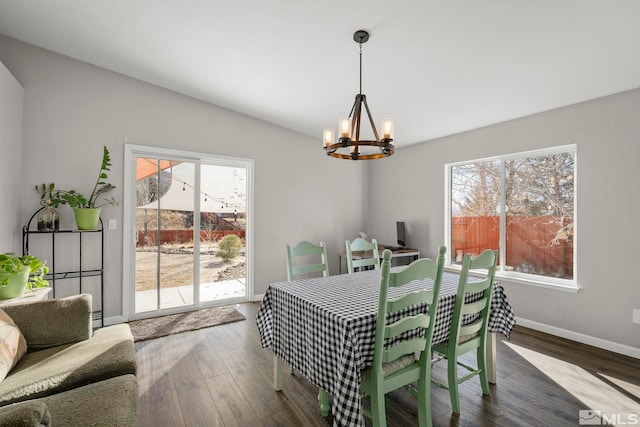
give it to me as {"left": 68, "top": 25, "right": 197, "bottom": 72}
{"left": 103, "top": 315, "right": 127, "bottom": 326}
{"left": 252, "top": 293, "right": 264, "bottom": 302}
{"left": 516, "top": 317, "right": 640, "bottom": 360}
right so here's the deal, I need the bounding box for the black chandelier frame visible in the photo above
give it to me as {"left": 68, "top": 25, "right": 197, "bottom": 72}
{"left": 324, "top": 30, "right": 395, "bottom": 161}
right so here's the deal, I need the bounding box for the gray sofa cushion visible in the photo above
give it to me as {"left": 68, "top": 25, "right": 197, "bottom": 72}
{"left": 0, "top": 324, "right": 136, "bottom": 406}
{"left": 41, "top": 374, "right": 138, "bottom": 427}
{"left": 0, "top": 375, "right": 138, "bottom": 427}
{"left": 3, "top": 294, "right": 92, "bottom": 350}
{"left": 0, "top": 400, "right": 51, "bottom": 426}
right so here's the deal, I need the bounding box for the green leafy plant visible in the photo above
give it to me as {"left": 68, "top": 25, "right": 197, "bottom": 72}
{"left": 216, "top": 234, "right": 242, "bottom": 262}
{"left": 0, "top": 253, "right": 49, "bottom": 290}
{"left": 35, "top": 182, "right": 66, "bottom": 208}
{"left": 36, "top": 146, "right": 119, "bottom": 209}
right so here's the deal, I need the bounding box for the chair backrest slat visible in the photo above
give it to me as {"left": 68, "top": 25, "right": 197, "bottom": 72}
{"left": 382, "top": 338, "right": 427, "bottom": 364}
{"left": 384, "top": 314, "right": 430, "bottom": 339}
{"left": 461, "top": 299, "right": 488, "bottom": 315}
{"left": 388, "top": 260, "right": 439, "bottom": 288}
{"left": 387, "top": 289, "right": 433, "bottom": 313}
{"left": 465, "top": 279, "right": 492, "bottom": 294}
{"left": 459, "top": 320, "right": 483, "bottom": 337}
{"left": 291, "top": 263, "right": 328, "bottom": 276}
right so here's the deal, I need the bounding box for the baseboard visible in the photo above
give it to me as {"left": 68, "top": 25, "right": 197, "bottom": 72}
{"left": 103, "top": 315, "right": 127, "bottom": 326}
{"left": 252, "top": 293, "right": 264, "bottom": 302}
{"left": 515, "top": 317, "right": 640, "bottom": 359}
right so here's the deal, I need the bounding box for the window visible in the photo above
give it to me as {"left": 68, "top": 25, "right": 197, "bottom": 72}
{"left": 446, "top": 145, "right": 576, "bottom": 289}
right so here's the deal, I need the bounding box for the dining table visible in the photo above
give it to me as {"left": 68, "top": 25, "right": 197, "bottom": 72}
{"left": 256, "top": 268, "right": 516, "bottom": 427}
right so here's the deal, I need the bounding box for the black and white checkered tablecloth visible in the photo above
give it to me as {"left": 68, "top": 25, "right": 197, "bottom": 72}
{"left": 256, "top": 269, "right": 515, "bottom": 427}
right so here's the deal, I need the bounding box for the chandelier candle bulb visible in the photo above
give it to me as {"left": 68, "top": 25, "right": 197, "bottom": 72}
{"left": 339, "top": 118, "right": 352, "bottom": 140}
{"left": 382, "top": 119, "right": 394, "bottom": 140}
{"left": 323, "top": 128, "right": 335, "bottom": 147}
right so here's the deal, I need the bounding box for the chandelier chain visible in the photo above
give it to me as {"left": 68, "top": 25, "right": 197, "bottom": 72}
{"left": 359, "top": 41, "right": 363, "bottom": 96}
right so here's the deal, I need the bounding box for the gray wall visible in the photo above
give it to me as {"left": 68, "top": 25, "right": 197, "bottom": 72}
{"left": 0, "top": 60, "right": 23, "bottom": 253}
{"left": 0, "top": 35, "right": 365, "bottom": 319}
{"left": 2, "top": 33, "right": 638, "bottom": 354}
{"left": 367, "top": 88, "right": 640, "bottom": 351}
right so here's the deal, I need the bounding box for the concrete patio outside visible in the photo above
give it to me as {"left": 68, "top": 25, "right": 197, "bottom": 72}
{"left": 135, "top": 278, "right": 245, "bottom": 313}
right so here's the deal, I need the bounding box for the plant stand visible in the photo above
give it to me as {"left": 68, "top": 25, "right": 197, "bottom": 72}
{"left": 22, "top": 207, "right": 104, "bottom": 327}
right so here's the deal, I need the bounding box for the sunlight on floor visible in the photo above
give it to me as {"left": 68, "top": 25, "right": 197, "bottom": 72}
{"left": 504, "top": 342, "right": 640, "bottom": 423}
{"left": 135, "top": 302, "right": 243, "bottom": 396}
{"left": 136, "top": 335, "right": 206, "bottom": 396}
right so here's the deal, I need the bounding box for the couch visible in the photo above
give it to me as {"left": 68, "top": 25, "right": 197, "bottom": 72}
{"left": 0, "top": 293, "right": 138, "bottom": 426}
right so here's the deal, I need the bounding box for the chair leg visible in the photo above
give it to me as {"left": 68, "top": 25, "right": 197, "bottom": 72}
{"left": 417, "top": 365, "right": 433, "bottom": 427}
{"left": 448, "top": 355, "right": 461, "bottom": 414}
{"left": 477, "top": 346, "right": 490, "bottom": 395}
{"left": 289, "top": 366, "right": 294, "bottom": 375}
{"left": 318, "top": 389, "right": 330, "bottom": 417}
{"left": 369, "top": 385, "right": 387, "bottom": 427}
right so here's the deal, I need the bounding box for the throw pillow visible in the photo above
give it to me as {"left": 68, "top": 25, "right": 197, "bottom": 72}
{"left": 0, "top": 308, "right": 28, "bottom": 382}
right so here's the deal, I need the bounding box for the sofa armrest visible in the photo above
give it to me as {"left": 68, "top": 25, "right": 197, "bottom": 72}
{"left": 2, "top": 294, "right": 92, "bottom": 350}
{"left": 0, "top": 400, "right": 51, "bottom": 426}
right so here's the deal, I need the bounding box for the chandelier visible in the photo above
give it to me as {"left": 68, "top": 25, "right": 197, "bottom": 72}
{"left": 323, "top": 30, "right": 394, "bottom": 160}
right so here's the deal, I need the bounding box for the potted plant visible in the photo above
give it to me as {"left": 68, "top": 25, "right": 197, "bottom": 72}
{"left": 37, "top": 146, "right": 119, "bottom": 230}
{"left": 0, "top": 253, "right": 49, "bottom": 300}
{"left": 34, "top": 183, "right": 65, "bottom": 231}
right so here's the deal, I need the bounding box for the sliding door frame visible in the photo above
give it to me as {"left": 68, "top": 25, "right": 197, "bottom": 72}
{"left": 122, "top": 143, "right": 254, "bottom": 320}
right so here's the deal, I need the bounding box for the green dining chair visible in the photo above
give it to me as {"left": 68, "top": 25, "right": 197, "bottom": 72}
{"left": 345, "top": 237, "right": 380, "bottom": 274}
{"left": 432, "top": 249, "right": 498, "bottom": 414}
{"left": 285, "top": 240, "right": 330, "bottom": 381}
{"left": 285, "top": 240, "right": 329, "bottom": 281}
{"left": 360, "top": 246, "right": 446, "bottom": 427}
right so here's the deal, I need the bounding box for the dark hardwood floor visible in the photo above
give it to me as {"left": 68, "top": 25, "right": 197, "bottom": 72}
{"left": 136, "top": 302, "right": 640, "bottom": 426}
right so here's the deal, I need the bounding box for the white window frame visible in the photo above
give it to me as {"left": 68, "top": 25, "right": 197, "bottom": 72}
{"left": 445, "top": 144, "right": 578, "bottom": 292}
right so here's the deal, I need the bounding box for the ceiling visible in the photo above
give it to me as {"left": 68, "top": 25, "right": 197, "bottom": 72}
{"left": 1, "top": 1, "right": 639, "bottom": 148}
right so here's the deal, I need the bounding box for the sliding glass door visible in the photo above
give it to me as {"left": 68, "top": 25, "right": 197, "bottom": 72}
{"left": 134, "top": 157, "right": 196, "bottom": 313}
{"left": 123, "top": 145, "right": 252, "bottom": 319}
{"left": 197, "top": 164, "right": 247, "bottom": 304}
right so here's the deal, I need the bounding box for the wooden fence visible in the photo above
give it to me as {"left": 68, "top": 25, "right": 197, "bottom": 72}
{"left": 452, "top": 215, "right": 573, "bottom": 278}
{"left": 136, "top": 209, "right": 245, "bottom": 247}
{"left": 137, "top": 229, "right": 245, "bottom": 247}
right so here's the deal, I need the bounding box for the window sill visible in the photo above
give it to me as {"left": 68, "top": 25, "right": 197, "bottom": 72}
{"left": 444, "top": 265, "right": 580, "bottom": 293}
